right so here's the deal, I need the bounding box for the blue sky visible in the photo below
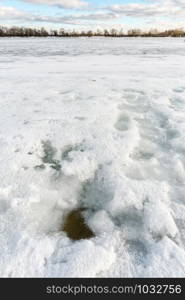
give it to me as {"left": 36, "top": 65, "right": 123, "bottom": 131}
{"left": 0, "top": 0, "right": 185, "bottom": 30}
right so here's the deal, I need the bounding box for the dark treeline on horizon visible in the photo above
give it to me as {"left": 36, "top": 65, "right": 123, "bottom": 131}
{"left": 1, "top": 26, "right": 185, "bottom": 37}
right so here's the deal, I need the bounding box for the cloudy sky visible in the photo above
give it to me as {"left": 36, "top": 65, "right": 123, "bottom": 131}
{"left": 0, "top": 0, "right": 185, "bottom": 30}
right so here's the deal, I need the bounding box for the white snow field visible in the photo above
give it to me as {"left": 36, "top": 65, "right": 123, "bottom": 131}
{"left": 0, "top": 37, "right": 185, "bottom": 277}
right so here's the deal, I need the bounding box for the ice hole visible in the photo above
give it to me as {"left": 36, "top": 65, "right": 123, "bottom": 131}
{"left": 63, "top": 209, "right": 95, "bottom": 241}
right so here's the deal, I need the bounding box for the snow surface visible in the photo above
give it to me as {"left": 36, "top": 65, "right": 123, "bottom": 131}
{"left": 0, "top": 37, "right": 185, "bottom": 277}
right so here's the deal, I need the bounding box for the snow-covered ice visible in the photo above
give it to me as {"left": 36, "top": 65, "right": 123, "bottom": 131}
{"left": 0, "top": 37, "right": 185, "bottom": 277}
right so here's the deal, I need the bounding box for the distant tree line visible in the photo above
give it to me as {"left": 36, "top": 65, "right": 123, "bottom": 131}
{"left": 0, "top": 26, "right": 185, "bottom": 37}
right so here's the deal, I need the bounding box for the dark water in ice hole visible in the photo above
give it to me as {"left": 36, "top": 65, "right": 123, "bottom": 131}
{"left": 63, "top": 209, "right": 94, "bottom": 240}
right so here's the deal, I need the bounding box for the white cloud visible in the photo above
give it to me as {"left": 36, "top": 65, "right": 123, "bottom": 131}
{"left": 0, "top": 5, "right": 117, "bottom": 25}
{"left": 22, "top": 0, "right": 89, "bottom": 9}
{"left": 107, "top": 0, "right": 185, "bottom": 18}
{"left": 31, "top": 12, "right": 118, "bottom": 25}
{"left": 0, "top": 6, "right": 28, "bottom": 19}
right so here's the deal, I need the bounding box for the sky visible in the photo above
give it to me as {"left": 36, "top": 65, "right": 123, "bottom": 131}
{"left": 0, "top": 0, "right": 185, "bottom": 31}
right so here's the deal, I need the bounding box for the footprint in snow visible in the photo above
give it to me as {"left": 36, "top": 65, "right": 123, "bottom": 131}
{"left": 173, "top": 87, "right": 185, "bottom": 94}
{"left": 131, "top": 150, "right": 154, "bottom": 161}
{"left": 114, "top": 114, "right": 130, "bottom": 132}
{"left": 0, "top": 199, "right": 10, "bottom": 215}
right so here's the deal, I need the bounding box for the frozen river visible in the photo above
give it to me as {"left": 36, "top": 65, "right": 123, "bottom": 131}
{"left": 0, "top": 37, "right": 185, "bottom": 277}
